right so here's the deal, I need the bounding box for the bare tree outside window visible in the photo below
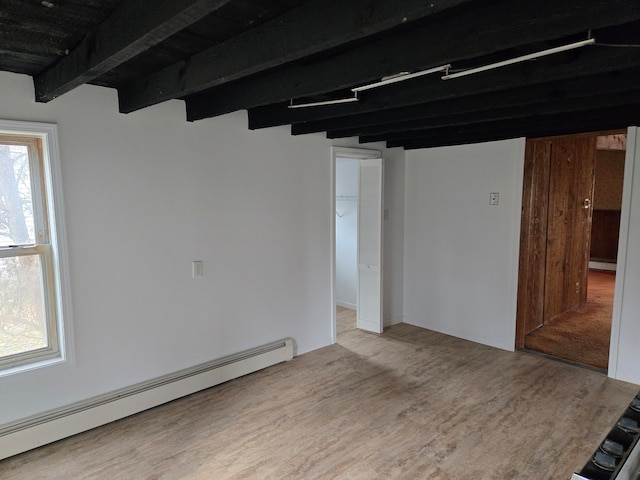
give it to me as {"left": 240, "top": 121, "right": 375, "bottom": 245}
{"left": 0, "top": 144, "right": 33, "bottom": 246}
{"left": 0, "top": 142, "right": 48, "bottom": 359}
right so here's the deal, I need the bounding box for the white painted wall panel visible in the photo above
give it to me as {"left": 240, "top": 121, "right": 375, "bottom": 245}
{"left": 0, "top": 72, "right": 408, "bottom": 426}
{"left": 404, "top": 140, "right": 525, "bottom": 351}
{"left": 0, "top": 72, "right": 336, "bottom": 424}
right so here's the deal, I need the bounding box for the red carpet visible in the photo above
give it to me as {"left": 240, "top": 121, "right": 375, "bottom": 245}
{"left": 523, "top": 270, "right": 615, "bottom": 370}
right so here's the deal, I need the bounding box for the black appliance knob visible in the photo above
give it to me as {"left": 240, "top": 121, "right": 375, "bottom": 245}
{"left": 591, "top": 450, "right": 618, "bottom": 471}
{"left": 617, "top": 417, "right": 640, "bottom": 435}
{"left": 600, "top": 438, "right": 625, "bottom": 458}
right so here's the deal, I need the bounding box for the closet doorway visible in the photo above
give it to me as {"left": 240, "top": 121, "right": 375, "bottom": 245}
{"left": 332, "top": 147, "right": 383, "bottom": 342}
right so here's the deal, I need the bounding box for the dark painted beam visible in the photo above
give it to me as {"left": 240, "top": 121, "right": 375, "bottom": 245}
{"left": 252, "top": 46, "right": 640, "bottom": 130}
{"left": 398, "top": 120, "right": 629, "bottom": 149}
{"left": 34, "top": 0, "right": 232, "bottom": 102}
{"left": 187, "top": 0, "right": 640, "bottom": 121}
{"left": 118, "top": 0, "right": 474, "bottom": 113}
{"left": 388, "top": 107, "right": 640, "bottom": 149}
{"left": 359, "top": 89, "right": 640, "bottom": 143}
{"left": 315, "top": 69, "right": 640, "bottom": 138}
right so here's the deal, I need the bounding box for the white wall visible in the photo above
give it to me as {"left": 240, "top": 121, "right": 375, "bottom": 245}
{"left": 610, "top": 126, "right": 640, "bottom": 384}
{"left": 403, "top": 140, "right": 525, "bottom": 351}
{"left": 0, "top": 72, "right": 338, "bottom": 424}
{"left": 0, "top": 72, "right": 408, "bottom": 426}
{"left": 3, "top": 64, "right": 633, "bottom": 433}
{"left": 335, "top": 158, "right": 358, "bottom": 309}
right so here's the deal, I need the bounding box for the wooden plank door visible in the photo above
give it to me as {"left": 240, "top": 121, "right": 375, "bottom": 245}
{"left": 516, "top": 140, "right": 552, "bottom": 344}
{"left": 516, "top": 135, "right": 596, "bottom": 347}
{"left": 544, "top": 136, "right": 595, "bottom": 323}
{"left": 544, "top": 138, "right": 572, "bottom": 322}
{"left": 571, "top": 137, "right": 596, "bottom": 307}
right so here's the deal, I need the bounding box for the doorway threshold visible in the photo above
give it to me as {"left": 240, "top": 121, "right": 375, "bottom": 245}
{"left": 519, "top": 348, "right": 607, "bottom": 375}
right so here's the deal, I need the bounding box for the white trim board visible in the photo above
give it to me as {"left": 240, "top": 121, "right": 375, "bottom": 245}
{"left": 384, "top": 316, "right": 404, "bottom": 328}
{"left": 608, "top": 126, "right": 636, "bottom": 381}
{"left": 589, "top": 261, "right": 617, "bottom": 272}
{"left": 0, "top": 338, "right": 294, "bottom": 460}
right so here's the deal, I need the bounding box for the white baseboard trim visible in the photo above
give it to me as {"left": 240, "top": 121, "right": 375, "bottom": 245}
{"left": 0, "top": 338, "right": 294, "bottom": 460}
{"left": 589, "top": 261, "right": 617, "bottom": 272}
{"left": 612, "top": 369, "right": 640, "bottom": 386}
{"left": 336, "top": 300, "right": 356, "bottom": 310}
{"left": 384, "top": 316, "right": 404, "bottom": 327}
{"left": 402, "top": 316, "right": 512, "bottom": 352}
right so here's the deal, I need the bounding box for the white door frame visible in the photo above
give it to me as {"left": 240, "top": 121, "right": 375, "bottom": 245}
{"left": 330, "top": 146, "right": 382, "bottom": 343}
{"left": 608, "top": 126, "right": 636, "bottom": 378}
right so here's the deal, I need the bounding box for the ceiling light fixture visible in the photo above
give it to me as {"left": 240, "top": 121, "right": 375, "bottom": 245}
{"left": 41, "top": 1, "right": 55, "bottom": 7}
{"left": 287, "top": 95, "right": 359, "bottom": 109}
{"left": 352, "top": 64, "right": 451, "bottom": 92}
{"left": 285, "top": 38, "right": 594, "bottom": 109}
{"left": 441, "top": 38, "right": 595, "bottom": 80}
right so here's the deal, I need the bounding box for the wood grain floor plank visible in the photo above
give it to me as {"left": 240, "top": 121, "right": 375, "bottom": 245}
{"left": 1, "top": 319, "right": 637, "bottom": 479}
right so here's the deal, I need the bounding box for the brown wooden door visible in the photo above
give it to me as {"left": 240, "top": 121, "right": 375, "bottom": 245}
{"left": 517, "top": 140, "right": 552, "bottom": 337}
{"left": 516, "top": 135, "right": 596, "bottom": 347}
{"left": 543, "top": 136, "right": 595, "bottom": 323}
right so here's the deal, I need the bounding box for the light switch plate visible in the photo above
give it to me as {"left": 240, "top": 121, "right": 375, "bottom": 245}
{"left": 490, "top": 192, "right": 499, "bottom": 205}
{"left": 192, "top": 260, "right": 203, "bottom": 277}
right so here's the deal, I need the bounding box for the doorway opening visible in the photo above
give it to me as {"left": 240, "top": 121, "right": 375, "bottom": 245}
{"left": 335, "top": 156, "right": 359, "bottom": 338}
{"left": 515, "top": 132, "right": 626, "bottom": 371}
{"left": 331, "top": 147, "right": 383, "bottom": 344}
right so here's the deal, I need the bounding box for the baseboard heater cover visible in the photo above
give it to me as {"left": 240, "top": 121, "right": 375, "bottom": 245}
{"left": 0, "top": 337, "right": 294, "bottom": 460}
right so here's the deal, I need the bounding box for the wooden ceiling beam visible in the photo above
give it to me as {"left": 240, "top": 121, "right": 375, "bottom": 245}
{"left": 300, "top": 69, "right": 640, "bottom": 137}
{"left": 252, "top": 46, "right": 640, "bottom": 130}
{"left": 117, "top": 0, "right": 473, "bottom": 114}
{"left": 34, "top": 0, "right": 232, "bottom": 102}
{"left": 187, "top": 0, "right": 640, "bottom": 121}
{"left": 358, "top": 89, "right": 640, "bottom": 144}
{"left": 388, "top": 107, "right": 640, "bottom": 150}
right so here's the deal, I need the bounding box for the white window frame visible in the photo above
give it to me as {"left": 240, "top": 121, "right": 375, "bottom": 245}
{"left": 0, "top": 120, "right": 72, "bottom": 375}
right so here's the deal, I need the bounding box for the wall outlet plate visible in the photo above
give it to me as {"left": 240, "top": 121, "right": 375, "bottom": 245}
{"left": 192, "top": 260, "right": 203, "bottom": 277}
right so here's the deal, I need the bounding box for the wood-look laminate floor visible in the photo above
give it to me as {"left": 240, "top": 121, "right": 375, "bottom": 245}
{"left": 336, "top": 305, "right": 356, "bottom": 335}
{"left": 2, "top": 321, "right": 638, "bottom": 480}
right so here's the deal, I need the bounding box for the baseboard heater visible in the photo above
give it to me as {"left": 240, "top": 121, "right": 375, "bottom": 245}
{"left": 0, "top": 338, "right": 294, "bottom": 460}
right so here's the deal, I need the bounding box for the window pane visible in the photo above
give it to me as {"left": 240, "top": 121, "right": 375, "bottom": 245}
{"left": 0, "top": 144, "right": 36, "bottom": 246}
{"left": 0, "top": 254, "right": 48, "bottom": 357}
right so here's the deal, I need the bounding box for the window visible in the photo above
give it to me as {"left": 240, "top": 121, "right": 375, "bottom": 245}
{"left": 0, "top": 121, "right": 68, "bottom": 372}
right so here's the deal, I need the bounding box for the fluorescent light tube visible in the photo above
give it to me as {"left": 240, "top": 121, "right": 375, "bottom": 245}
{"left": 288, "top": 96, "right": 359, "bottom": 109}
{"left": 442, "top": 39, "right": 595, "bottom": 80}
{"left": 352, "top": 64, "right": 451, "bottom": 92}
